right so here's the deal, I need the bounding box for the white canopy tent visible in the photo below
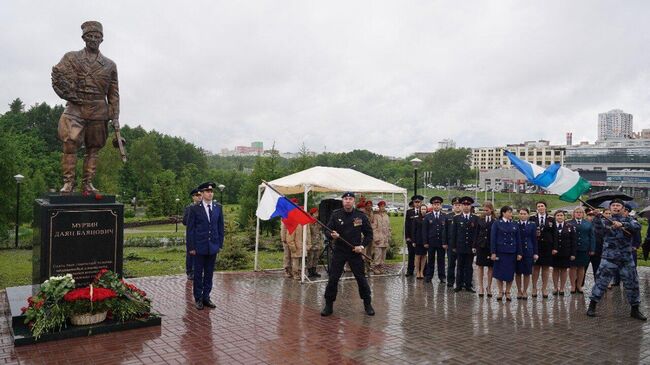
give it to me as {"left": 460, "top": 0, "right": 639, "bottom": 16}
{"left": 254, "top": 166, "right": 408, "bottom": 283}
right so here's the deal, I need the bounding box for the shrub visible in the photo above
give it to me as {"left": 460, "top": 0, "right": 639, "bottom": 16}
{"left": 216, "top": 236, "right": 251, "bottom": 271}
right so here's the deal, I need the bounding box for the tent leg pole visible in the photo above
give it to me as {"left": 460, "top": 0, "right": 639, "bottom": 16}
{"left": 254, "top": 186, "right": 262, "bottom": 271}
{"left": 301, "top": 186, "right": 309, "bottom": 284}
{"left": 399, "top": 192, "right": 407, "bottom": 275}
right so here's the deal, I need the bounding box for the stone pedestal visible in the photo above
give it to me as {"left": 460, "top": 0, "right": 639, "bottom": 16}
{"left": 32, "top": 194, "right": 124, "bottom": 287}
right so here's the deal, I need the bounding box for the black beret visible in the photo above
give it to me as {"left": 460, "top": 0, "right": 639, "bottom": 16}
{"left": 341, "top": 191, "right": 355, "bottom": 198}
{"left": 610, "top": 198, "right": 625, "bottom": 206}
{"left": 430, "top": 196, "right": 443, "bottom": 204}
{"left": 198, "top": 182, "right": 216, "bottom": 191}
{"left": 189, "top": 188, "right": 199, "bottom": 197}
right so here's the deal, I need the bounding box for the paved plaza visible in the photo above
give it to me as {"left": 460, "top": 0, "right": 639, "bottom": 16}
{"left": 2, "top": 266, "right": 650, "bottom": 364}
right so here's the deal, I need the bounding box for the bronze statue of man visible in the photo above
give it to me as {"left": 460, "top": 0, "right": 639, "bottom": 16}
{"left": 51, "top": 21, "right": 119, "bottom": 193}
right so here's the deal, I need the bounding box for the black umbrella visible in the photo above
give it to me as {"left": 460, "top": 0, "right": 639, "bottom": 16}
{"left": 639, "top": 206, "right": 650, "bottom": 219}
{"left": 584, "top": 190, "right": 633, "bottom": 207}
{"left": 598, "top": 200, "right": 639, "bottom": 209}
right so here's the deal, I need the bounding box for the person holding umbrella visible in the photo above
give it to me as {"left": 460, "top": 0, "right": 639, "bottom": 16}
{"left": 587, "top": 199, "right": 646, "bottom": 320}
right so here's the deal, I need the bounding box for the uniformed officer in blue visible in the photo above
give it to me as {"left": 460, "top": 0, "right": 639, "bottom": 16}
{"left": 449, "top": 196, "right": 480, "bottom": 292}
{"left": 404, "top": 195, "right": 424, "bottom": 277}
{"left": 446, "top": 197, "right": 462, "bottom": 287}
{"left": 186, "top": 182, "right": 225, "bottom": 310}
{"left": 182, "top": 188, "right": 201, "bottom": 281}
{"left": 321, "top": 192, "right": 375, "bottom": 317}
{"left": 423, "top": 196, "right": 447, "bottom": 283}
{"left": 587, "top": 199, "right": 646, "bottom": 320}
{"left": 567, "top": 206, "right": 595, "bottom": 294}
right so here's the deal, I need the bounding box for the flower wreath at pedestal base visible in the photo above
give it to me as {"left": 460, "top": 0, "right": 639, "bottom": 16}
{"left": 22, "top": 269, "right": 155, "bottom": 339}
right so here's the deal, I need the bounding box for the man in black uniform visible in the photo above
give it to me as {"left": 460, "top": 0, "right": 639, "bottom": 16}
{"left": 182, "top": 188, "right": 202, "bottom": 280}
{"left": 321, "top": 192, "right": 375, "bottom": 317}
{"left": 446, "top": 197, "right": 462, "bottom": 287}
{"left": 404, "top": 195, "right": 424, "bottom": 276}
{"left": 423, "top": 196, "right": 447, "bottom": 283}
{"left": 450, "top": 196, "right": 479, "bottom": 292}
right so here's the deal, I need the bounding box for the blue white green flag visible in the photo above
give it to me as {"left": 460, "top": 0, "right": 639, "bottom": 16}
{"left": 505, "top": 151, "right": 591, "bottom": 202}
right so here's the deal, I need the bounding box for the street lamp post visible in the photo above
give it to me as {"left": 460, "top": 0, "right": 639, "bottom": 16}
{"left": 410, "top": 158, "right": 422, "bottom": 196}
{"left": 14, "top": 174, "right": 24, "bottom": 248}
{"left": 218, "top": 184, "right": 225, "bottom": 204}
{"left": 175, "top": 197, "right": 180, "bottom": 232}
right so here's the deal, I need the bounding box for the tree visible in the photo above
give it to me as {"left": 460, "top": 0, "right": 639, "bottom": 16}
{"left": 147, "top": 170, "right": 180, "bottom": 217}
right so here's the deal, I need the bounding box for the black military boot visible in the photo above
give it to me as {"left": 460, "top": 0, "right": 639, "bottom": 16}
{"left": 363, "top": 299, "right": 375, "bottom": 316}
{"left": 321, "top": 300, "right": 333, "bottom": 316}
{"left": 630, "top": 305, "right": 647, "bottom": 321}
{"left": 586, "top": 300, "right": 597, "bottom": 317}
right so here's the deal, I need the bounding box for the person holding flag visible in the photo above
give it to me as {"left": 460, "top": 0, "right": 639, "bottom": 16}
{"left": 322, "top": 192, "right": 374, "bottom": 316}
{"left": 587, "top": 199, "right": 646, "bottom": 320}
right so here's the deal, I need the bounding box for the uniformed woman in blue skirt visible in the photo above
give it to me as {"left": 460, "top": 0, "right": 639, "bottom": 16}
{"left": 515, "top": 208, "right": 538, "bottom": 299}
{"left": 490, "top": 206, "right": 522, "bottom": 301}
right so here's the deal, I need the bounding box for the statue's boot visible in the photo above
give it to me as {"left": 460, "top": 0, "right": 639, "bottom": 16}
{"left": 82, "top": 148, "right": 99, "bottom": 194}
{"left": 60, "top": 153, "right": 77, "bottom": 193}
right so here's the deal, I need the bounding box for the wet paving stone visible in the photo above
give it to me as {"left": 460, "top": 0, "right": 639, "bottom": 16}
{"left": 1, "top": 266, "right": 649, "bottom": 364}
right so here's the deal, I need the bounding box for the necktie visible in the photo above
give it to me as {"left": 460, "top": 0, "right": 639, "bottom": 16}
{"left": 435, "top": 213, "right": 438, "bottom": 220}
{"left": 578, "top": 219, "right": 581, "bottom": 225}
{"left": 207, "top": 204, "right": 212, "bottom": 221}
{"left": 558, "top": 224, "right": 562, "bottom": 231}
{"left": 541, "top": 216, "right": 544, "bottom": 226}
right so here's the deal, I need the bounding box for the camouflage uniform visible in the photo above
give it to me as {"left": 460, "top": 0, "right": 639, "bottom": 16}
{"left": 285, "top": 224, "right": 312, "bottom": 280}
{"left": 307, "top": 223, "right": 322, "bottom": 272}
{"left": 280, "top": 222, "right": 292, "bottom": 277}
{"left": 371, "top": 211, "right": 391, "bottom": 269}
{"left": 590, "top": 214, "right": 642, "bottom": 305}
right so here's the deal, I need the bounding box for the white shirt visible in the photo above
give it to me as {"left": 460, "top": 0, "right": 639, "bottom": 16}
{"left": 203, "top": 200, "right": 212, "bottom": 221}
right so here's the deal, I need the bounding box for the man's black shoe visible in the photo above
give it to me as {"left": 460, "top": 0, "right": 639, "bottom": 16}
{"left": 405, "top": 272, "right": 414, "bottom": 277}
{"left": 631, "top": 305, "right": 647, "bottom": 321}
{"left": 364, "top": 301, "right": 375, "bottom": 316}
{"left": 203, "top": 299, "right": 217, "bottom": 309}
{"left": 321, "top": 301, "right": 333, "bottom": 317}
{"left": 465, "top": 287, "right": 476, "bottom": 293}
{"left": 195, "top": 300, "right": 204, "bottom": 310}
{"left": 439, "top": 279, "right": 446, "bottom": 284}
{"left": 454, "top": 287, "right": 463, "bottom": 292}
{"left": 447, "top": 283, "right": 454, "bottom": 288}
{"left": 586, "top": 300, "right": 596, "bottom": 317}
{"left": 424, "top": 276, "right": 432, "bottom": 283}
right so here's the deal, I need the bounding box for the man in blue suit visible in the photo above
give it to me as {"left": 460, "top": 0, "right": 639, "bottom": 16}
{"left": 186, "top": 182, "right": 225, "bottom": 310}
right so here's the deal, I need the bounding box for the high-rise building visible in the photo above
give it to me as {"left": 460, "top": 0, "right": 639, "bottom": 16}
{"left": 437, "top": 139, "right": 456, "bottom": 149}
{"left": 598, "top": 109, "right": 633, "bottom": 140}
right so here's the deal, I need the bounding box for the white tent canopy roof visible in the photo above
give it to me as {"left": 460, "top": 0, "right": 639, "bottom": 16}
{"left": 259, "top": 166, "right": 407, "bottom": 195}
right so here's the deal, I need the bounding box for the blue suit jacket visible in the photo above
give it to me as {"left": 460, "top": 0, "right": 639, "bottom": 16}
{"left": 490, "top": 220, "right": 522, "bottom": 255}
{"left": 518, "top": 221, "right": 538, "bottom": 257}
{"left": 186, "top": 201, "right": 224, "bottom": 255}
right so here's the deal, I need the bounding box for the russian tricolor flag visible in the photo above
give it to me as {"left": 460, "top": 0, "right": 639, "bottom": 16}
{"left": 256, "top": 188, "right": 316, "bottom": 234}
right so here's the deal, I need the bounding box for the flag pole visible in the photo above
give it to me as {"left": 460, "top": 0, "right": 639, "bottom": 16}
{"left": 262, "top": 180, "right": 373, "bottom": 262}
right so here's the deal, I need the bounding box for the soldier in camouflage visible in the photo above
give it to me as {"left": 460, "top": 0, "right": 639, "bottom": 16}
{"left": 587, "top": 199, "right": 646, "bottom": 320}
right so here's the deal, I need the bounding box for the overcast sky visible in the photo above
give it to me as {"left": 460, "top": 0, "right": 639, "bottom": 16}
{"left": 1, "top": 1, "right": 649, "bottom": 157}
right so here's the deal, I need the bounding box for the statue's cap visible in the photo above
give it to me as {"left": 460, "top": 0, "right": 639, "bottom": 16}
{"left": 81, "top": 21, "right": 103, "bottom": 36}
